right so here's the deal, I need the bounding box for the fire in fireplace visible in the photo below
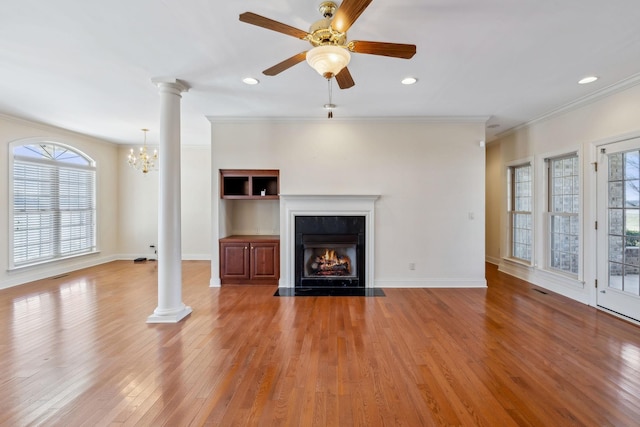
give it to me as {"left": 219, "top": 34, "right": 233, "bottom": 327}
{"left": 304, "top": 237, "right": 357, "bottom": 278}
{"left": 307, "top": 248, "right": 353, "bottom": 277}
{"left": 295, "top": 216, "right": 365, "bottom": 288}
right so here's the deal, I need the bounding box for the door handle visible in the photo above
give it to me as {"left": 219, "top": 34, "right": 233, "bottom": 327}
{"left": 600, "top": 290, "right": 606, "bottom": 294}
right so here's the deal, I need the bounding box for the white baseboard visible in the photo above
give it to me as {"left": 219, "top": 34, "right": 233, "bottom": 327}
{"left": 118, "top": 253, "right": 211, "bottom": 261}
{"left": 374, "top": 278, "right": 487, "bottom": 288}
{"left": 1, "top": 253, "right": 117, "bottom": 290}
{"left": 498, "top": 259, "right": 589, "bottom": 304}
{"left": 485, "top": 255, "right": 501, "bottom": 265}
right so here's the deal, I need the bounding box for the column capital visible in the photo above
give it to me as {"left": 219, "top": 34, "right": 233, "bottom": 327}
{"left": 151, "top": 77, "right": 190, "bottom": 93}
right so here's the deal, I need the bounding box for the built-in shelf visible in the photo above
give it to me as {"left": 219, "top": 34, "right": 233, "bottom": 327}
{"left": 220, "top": 169, "right": 279, "bottom": 199}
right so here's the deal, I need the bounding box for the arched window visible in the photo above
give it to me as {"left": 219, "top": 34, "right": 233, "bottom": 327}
{"left": 10, "top": 141, "right": 96, "bottom": 268}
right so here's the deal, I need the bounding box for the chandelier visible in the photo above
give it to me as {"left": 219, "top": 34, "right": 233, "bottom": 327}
{"left": 127, "top": 128, "right": 157, "bottom": 174}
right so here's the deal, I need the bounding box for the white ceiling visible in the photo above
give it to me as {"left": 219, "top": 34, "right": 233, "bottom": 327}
{"left": 1, "top": 0, "right": 640, "bottom": 146}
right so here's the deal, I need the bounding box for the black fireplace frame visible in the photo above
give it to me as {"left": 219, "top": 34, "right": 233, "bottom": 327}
{"left": 295, "top": 215, "right": 365, "bottom": 288}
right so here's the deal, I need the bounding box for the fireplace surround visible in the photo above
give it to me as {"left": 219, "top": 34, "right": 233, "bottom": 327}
{"left": 279, "top": 195, "right": 379, "bottom": 288}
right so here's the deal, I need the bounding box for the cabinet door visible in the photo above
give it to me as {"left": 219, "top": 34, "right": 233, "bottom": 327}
{"left": 250, "top": 242, "right": 280, "bottom": 280}
{"left": 220, "top": 242, "right": 250, "bottom": 280}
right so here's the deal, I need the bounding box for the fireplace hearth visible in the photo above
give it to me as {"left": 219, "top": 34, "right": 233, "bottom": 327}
{"left": 295, "top": 216, "right": 365, "bottom": 288}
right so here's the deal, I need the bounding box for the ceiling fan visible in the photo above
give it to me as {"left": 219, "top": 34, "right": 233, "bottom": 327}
{"left": 239, "top": 0, "right": 417, "bottom": 90}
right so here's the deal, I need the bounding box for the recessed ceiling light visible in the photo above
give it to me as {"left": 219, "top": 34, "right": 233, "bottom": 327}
{"left": 401, "top": 77, "right": 417, "bottom": 85}
{"left": 578, "top": 76, "right": 598, "bottom": 84}
{"left": 242, "top": 77, "right": 259, "bottom": 85}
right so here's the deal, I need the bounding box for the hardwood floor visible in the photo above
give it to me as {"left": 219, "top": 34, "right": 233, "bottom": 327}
{"left": 1, "top": 261, "right": 639, "bottom": 426}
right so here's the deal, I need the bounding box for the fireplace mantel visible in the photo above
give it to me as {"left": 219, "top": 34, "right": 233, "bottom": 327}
{"left": 279, "top": 194, "right": 379, "bottom": 288}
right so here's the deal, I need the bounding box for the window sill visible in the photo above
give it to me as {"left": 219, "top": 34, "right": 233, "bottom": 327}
{"left": 501, "top": 257, "right": 534, "bottom": 269}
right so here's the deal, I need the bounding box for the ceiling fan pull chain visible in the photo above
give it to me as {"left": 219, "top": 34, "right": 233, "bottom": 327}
{"left": 327, "top": 78, "right": 333, "bottom": 119}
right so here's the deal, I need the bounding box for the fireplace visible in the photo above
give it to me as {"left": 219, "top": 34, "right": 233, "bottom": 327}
{"left": 295, "top": 216, "right": 365, "bottom": 288}
{"left": 279, "top": 194, "right": 379, "bottom": 288}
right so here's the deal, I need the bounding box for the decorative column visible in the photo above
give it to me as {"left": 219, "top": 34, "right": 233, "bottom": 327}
{"left": 147, "top": 78, "right": 192, "bottom": 323}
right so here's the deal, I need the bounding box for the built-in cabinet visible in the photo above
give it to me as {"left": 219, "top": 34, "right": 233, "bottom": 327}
{"left": 219, "top": 235, "right": 279, "bottom": 285}
{"left": 219, "top": 169, "right": 280, "bottom": 285}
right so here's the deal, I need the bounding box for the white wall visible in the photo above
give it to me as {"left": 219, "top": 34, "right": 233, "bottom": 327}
{"left": 210, "top": 119, "right": 487, "bottom": 288}
{"left": 0, "top": 114, "right": 119, "bottom": 289}
{"left": 117, "top": 145, "right": 211, "bottom": 260}
{"left": 1, "top": 115, "right": 483, "bottom": 289}
{"left": 485, "top": 142, "right": 502, "bottom": 265}
{"left": 486, "top": 82, "right": 640, "bottom": 305}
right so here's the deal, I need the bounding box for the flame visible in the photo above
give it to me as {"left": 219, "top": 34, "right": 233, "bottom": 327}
{"left": 324, "top": 249, "right": 337, "bottom": 262}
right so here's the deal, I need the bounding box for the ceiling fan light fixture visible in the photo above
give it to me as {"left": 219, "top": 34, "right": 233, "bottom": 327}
{"left": 306, "top": 45, "right": 350, "bottom": 79}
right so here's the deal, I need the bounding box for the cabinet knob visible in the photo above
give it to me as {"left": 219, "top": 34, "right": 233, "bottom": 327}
{"left": 244, "top": 246, "right": 248, "bottom": 250}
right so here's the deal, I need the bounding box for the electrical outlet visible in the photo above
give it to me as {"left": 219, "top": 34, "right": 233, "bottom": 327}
{"left": 409, "top": 262, "right": 416, "bottom": 271}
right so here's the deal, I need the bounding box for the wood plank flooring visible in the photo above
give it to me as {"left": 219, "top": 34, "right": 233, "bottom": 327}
{"left": 1, "top": 261, "right": 639, "bottom": 426}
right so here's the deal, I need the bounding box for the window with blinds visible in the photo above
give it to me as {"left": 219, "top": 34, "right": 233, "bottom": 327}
{"left": 11, "top": 142, "right": 96, "bottom": 268}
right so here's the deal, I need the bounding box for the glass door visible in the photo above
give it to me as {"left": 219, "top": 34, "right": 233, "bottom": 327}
{"left": 597, "top": 137, "right": 640, "bottom": 321}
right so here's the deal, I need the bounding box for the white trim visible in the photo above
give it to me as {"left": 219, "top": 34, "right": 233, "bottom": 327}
{"left": 375, "top": 278, "right": 487, "bottom": 288}
{"left": 279, "top": 194, "right": 379, "bottom": 288}
{"left": 499, "top": 258, "right": 589, "bottom": 304}
{"left": 207, "top": 116, "right": 490, "bottom": 124}
{"left": 485, "top": 255, "right": 501, "bottom": 265}
{"left": 1, "top": 254, "right": 116, "bottom": 290}
{"left": 494, "top": 72, "right": 640, "bottom": 141}
{"left": 506, "top": 158, "right": 535, "bottom": 264}
{"left": 536, "top": 148, "right": 583, "bottom": 281}
{"left": 9, "top": 139, "right": 97, "bottom": 270}
{"left": 116, "top": 253, "right": 210, "bottom": 262}
{"left": 586, "top": 135, "right": 640, "bottom": 308}
{"left": 146, "top": 306, "right": 192, "bottom": 324}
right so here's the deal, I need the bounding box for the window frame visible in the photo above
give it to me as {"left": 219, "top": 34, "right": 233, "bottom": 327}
{"left": 9, "top": 139, "right": 97, "bottom": 270}
{"left": 508, "top": 161, "right": 533, "bottom": 264}
{"left": 545, "top": 152, "right": 580, "bottom": 277}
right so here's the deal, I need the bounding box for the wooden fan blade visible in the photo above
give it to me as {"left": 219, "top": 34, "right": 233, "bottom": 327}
{"left": 263, "top": 52, "right": 308, "bottom": 76}
{"left": 349, "top": 40, "right": 417, "bottom": 59}
{"left": 335, "top": 67, "right": 355, "bottom": 89}
{"left": 239, "top": 12, "right": 309, "bottom": 39}
{"left": 331, "top": 0, "right": 373, "bottom": 33}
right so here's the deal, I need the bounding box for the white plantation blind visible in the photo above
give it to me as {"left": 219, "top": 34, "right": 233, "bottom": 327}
{"left": 12, "top": 143, "right": 96, "bottom": 267}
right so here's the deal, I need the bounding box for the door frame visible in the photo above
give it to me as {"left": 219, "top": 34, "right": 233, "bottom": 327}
{"left": 588, "top": 131, "right": 640, "bottom": 318}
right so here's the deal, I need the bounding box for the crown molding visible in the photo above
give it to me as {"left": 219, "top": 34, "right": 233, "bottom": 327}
{"left": 495, "top": 72, "right": 640, "bottom": 140}
{"left": 0, "top": 113, "right": 119, "bottom": 146}
{"left": 206, "top": 115, "right": 490, "bottom": 125}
